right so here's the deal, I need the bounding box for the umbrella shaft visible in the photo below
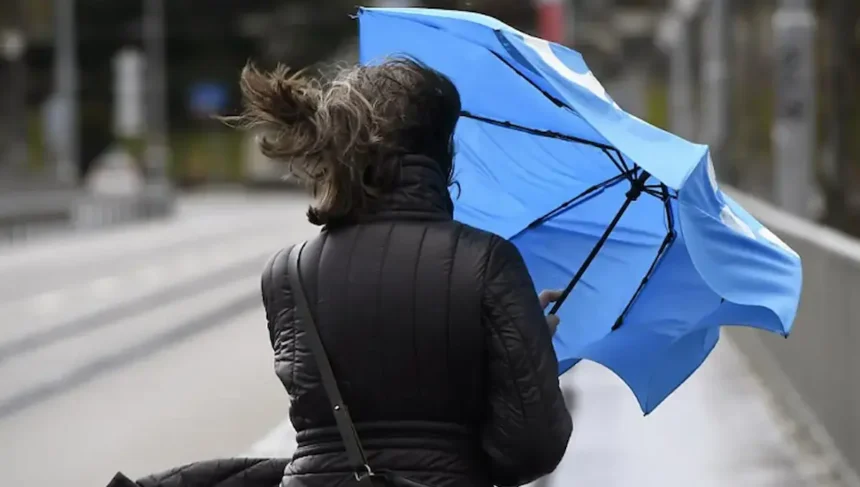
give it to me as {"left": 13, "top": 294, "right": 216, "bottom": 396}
{"left": 548, "top": 171, "right": 651, "bottom": 315}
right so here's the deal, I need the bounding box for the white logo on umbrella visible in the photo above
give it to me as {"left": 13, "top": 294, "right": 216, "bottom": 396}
{"left": 709, "top": 155, "right": 799, "bottom": 258}
{"left": 720, "top": 206, "right": 756, "bottom": 239}
{"left": 520, "top": 34, "right": 799, "bottom": 260}
{"left": 706, "top": 155, "right": 719, "bottom": 192}
{"left": 521, "top": 35, "right": 620, "bottom": 109}
{"left": 758, "top": 227, "right": 798, "bottom": 257}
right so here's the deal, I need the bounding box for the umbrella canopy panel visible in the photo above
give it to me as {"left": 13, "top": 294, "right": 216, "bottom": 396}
{"left": 454, "top": 117, "right": 677, "bottom": 353}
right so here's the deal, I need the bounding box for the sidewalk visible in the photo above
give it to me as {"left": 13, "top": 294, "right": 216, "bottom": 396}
{"left": 547, "top": 336, "right": 822, "bottom": 487}
{"left": 245, "top": 337, "right": 825, "bottom": 486}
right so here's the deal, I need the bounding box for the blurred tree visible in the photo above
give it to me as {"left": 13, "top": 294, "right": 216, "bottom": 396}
{"left": 21, "top": 1, "right": 328, "bottom": 181}
{"left": 0, "top": 0, "right": 29, "bottom": 175}
{"left": 822, "top": 0, "right": 860, "bottom": 231}
{"left": 248, "top": 0, "right": 357, "bottom": 69}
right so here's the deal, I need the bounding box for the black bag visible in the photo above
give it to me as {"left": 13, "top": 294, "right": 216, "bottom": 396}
{"left": 287, "top": 243, "right": 431, "bottom": 487}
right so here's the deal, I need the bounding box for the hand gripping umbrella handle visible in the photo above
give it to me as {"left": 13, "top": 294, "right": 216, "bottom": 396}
{"left": 548, "top": 171, "right": 651, "bottom": 316}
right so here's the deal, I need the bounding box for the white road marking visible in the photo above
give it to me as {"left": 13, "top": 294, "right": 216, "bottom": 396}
{"left": 31, "top": 292, "right": 65, "bottom": 315}
{"left": 243, "top": 417, "right": 296, "bottom": 458}
{"left": 177, "top": 254, "right": 203, "bottom": 274}
{"left": 136, "top": 266, "right": 166, "bottom": 285}
{"left": 90, "top": 276, "right": 120, "bottom": 296}
{"left": 205, "top": 246, "right": 230, "bottom": 263}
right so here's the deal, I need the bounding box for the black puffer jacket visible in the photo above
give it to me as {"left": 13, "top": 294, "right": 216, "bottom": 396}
{"left": 107, "top": 459, "right": 288, "bottom": 487}
{"left": 262, "top": 156, "right": 572, "bottom": 487}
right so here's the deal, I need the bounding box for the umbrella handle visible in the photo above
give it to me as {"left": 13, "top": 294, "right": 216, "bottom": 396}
{"left": 547, "top": 295, "right": 566, "bottom": 316}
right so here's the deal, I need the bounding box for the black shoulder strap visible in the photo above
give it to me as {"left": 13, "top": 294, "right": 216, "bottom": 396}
{"left": 286, "top": 242, "right": 372, "bottom": 478}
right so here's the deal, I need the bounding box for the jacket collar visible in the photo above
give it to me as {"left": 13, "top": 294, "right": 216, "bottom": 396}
{"left": 329, "top": 155, "right": 455, "bottom": 227}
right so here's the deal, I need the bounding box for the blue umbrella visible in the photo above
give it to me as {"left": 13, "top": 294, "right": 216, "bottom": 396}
{"left": 358, "top": 7, "right": 803, "bottom": 414}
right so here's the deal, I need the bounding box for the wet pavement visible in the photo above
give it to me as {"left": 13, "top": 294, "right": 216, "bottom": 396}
{"left": 246, "top": 303, "right": 826, "bottom": 486}
{"left": 548, "top": 341, "right": 819, "bottom": 486}
{"left": 0, "top": 192, "right": 316, "bottom": 487}
{"left": 0, "top": 191, "right": 828, "bottom": 487}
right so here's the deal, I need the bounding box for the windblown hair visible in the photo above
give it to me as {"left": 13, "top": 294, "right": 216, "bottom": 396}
{"left": 224, "top": 57, "right": 462, "bottom": 225}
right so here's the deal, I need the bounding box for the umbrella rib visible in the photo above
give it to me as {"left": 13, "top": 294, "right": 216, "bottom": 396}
{"left": 459, "top": 114, "right": 674, "bottom": 319}
{"left": 612, "top": 186, "right": 677, "bottom": 331}
{"left": 600, "top": 148, "right": 627, "bottom": 175}
{"left": 459, "top": 111, "right": 616, "bottom": 151}
{"left": 645, "top": 186, "right": 679, "bottom": 200}
{"left": 602, "top": 147, "right": 630, "bottom": 174}
{"left": 458, "top": 113, "right": 645, "bottom": 196}
{"left": 644, "top": 187, "right": 676, "bottom": 200}
{"left": 471, "top": 42, "right": 634, "bottom": 176}
{"left": 526, "top": 171, "right": 633, "bottom": 229}
{"left": 488, "top": 49, "right": 568, "bottom": 108}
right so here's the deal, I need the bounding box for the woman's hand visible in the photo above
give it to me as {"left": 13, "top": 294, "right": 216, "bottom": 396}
{"left": 538, "top": 289, "right": 564, "bottom": 336}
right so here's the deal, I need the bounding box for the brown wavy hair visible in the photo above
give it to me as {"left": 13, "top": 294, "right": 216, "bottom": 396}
{"left": 223, "top": 57, "right": 461, "bottom": 225}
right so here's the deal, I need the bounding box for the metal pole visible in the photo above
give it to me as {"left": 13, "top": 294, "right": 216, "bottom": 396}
{"left": 141, "top": 0, "right": 176, "bottom": 217}
{"left": 828, "top": 0, "right": 855, "bottom": 225}
{"left": 143, "top": 0, "right": 169, "bottom": 187}
{"left": 772, "top": 0, "right": 816, "bottom": 218}
{"left": 54, "top": 0, "right": 79, "bottom": 186}
{"left": 669, "top": 6, "right": 697, "bottom": 141}
{"left": 0, "top": 1, "right": 28, "bottom": 176}
{"left": 535, "top": 0, "right": 566, "bottom": 44}
{"left": 699, "top": 0, "right": 734, "bottom": 183}
{"left": 10, "top": 30, "right": 28, "bottom": 175}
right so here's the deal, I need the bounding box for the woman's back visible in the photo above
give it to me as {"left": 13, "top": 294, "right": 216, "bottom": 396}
{"left": 287, "top": 220, "right": 487, "bottom": 429}
{"left": 263, "top": 156, "right": 571, "bottom": 487}
{"left": 278, "top": 160, "right": 487, "bottom": 432}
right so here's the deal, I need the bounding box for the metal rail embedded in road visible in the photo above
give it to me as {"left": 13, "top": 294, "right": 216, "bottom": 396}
{"left": 0, "top": 252, "right": 271, "bottom": 362}
{"left": 0, "top": 291, "right": 259, "bottom": 420}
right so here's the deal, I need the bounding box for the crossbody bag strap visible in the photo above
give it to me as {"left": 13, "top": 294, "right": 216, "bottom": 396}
{"left": 286, "top": 242, "right": 373, "bottom": 480}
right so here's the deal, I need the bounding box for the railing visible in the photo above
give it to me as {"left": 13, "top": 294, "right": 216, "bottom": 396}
{"left": 0, "top": 187, "right": 77, "bottom": 245}
{"left": 725, "top": 188, "right": 860, "bottom": 487}
{"left": 0, "top": 185, "right": 175, "bottom": 247}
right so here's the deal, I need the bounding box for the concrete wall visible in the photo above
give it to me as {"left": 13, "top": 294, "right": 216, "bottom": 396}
{"left": 0, "top": 188, "right": 76, "bottom": 245}
{"left": 725, "top": 189, "right": 860, "bottom": 486}
{"left": 0, "top": 188, "right": 174, "bottom": 246}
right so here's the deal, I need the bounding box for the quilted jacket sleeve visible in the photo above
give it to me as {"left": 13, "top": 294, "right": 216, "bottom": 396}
{"left": 106, "top": 458, "right": 289, "bottom": 487}
{"left": 261, "top": 245, "right": 309, "bottom": 400}
{"left": 261, "top": 246, "right": 293, "bottom": 350}
{"left": 480, "top": 237, "right": 573, "bottom": 487}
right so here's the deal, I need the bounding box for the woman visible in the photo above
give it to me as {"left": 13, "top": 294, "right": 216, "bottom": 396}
{"left": 239, "top": 57, "right": 573, "bottom": 487}
{"left": 109, "top": 57, "right": 572, "bottom": 487}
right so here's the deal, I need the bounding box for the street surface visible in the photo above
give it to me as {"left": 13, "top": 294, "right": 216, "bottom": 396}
{"left": 247, "top": 343, "right": 827, "bottom": 487}
{"left": 0, "top": 191, "right": 823, "bottom": 486}
{"left": 0, "top": 192, "right": 316, "bottom": 487}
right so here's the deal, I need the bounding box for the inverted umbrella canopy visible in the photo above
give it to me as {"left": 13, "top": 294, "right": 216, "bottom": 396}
{"left": 358, "top": 7, "right": 803, "bottom": 414}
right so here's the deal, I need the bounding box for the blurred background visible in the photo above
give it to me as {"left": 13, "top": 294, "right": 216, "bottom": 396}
{"left": 1, "top": 0, "right": 858, "bottom": 234}
{"left": 0, "top": 0, "right": 860, "bottom": 233}
{"left": 1, "top": 1, "right": 859, "bottom": 486}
